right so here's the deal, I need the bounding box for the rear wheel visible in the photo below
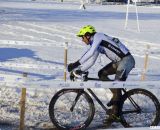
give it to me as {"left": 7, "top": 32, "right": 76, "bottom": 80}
{"left": 121, "top": 88, "right": 160, "bottom": 127}
{"left": 49, "top": 89, "right": 95, "bottom": 130}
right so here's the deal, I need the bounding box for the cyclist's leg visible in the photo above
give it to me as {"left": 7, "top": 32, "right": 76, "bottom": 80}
{"left": 98, "top": 63, "right": 120, "bottom": 126}
{"left": 108, "top": 69, "right": 127, "bottom": 108}
{"left": 115, "top": 55, "right": 135, "bottom": 81}
{"left": 110, "top": 55, "right": 135, "bottom": 116}
{"left": 104, "top": 56, "right": 135, "bottom": 126}
{"left": 97, "top": 62, "right": 121, "bottom": 108}
{"left": 98, "top": 62, "right": 116, "bottom": 81}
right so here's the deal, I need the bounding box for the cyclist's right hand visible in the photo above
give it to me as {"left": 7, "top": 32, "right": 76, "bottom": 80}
{"left": 67, "top": 61, "right": 81, "bottom": 72}
{"left": 70, "top": 70, "right": 88, "bottom": 81}
{"left": 70, "top": 70, "right": 82, "bottom": 81}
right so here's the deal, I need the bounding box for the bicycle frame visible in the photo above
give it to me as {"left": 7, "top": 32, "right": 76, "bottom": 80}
{"left": 70, "top": 87, "right": 141, "bottom": 124}
{"left": 87, "top": 88, "right": 108, "bottom": 112}
{"left": 87, "top": 88, "right": 140, "bottom": 113}
{"left": 85, "top": 77, "right": 142, "bottom": 114}
{"left": 69, "top": 88, "right": 109, "bottom": 113}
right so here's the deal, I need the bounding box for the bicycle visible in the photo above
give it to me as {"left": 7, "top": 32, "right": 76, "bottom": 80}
{"left": 49, "top": 72, "right": 160, "bottom": 130}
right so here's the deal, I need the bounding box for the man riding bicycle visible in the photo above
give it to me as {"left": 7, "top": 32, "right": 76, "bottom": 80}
{"left": 67, "top": 25, "right": 135, "bottom": 126}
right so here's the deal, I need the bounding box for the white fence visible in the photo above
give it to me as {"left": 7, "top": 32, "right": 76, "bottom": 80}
{"left": 0, "top": 73, "right": 160, "bottom": 89}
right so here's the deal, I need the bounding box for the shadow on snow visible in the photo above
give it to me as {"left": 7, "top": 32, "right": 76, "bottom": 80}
{"left": 0, "top": 48, "right": 63, "bottom": 80}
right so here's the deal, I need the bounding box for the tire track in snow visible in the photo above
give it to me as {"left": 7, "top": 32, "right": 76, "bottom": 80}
{"left": 2, "top": 22, "right": 82, "bottom": 46}
{"left": 17, "top": 22, "right": 81, "bottom": 43}
{"left": 1, "top": 24, "right": 39, "bottom": 41}
{"left": 0, "top": 62, "right": 63, "bottom": 70}
{"left": 2, "top": 24, "right": 67, "bottom": 42}
{"left": 0, "top": 39, "right": 84, "bottom": 49}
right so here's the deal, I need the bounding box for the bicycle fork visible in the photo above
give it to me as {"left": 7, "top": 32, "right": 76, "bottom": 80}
{"left": 70, "top": 89, "right": 84, "bottom": 112}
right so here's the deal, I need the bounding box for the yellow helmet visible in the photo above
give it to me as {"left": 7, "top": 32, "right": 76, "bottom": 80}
{"left": 77, "top": 25, "right": 96, "bottom": 37}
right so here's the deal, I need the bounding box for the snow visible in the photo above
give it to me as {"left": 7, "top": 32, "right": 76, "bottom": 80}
{"left": 0, "top": 0, "right": 160, "bottom": 129}
{"left": 98, "top": 127, "right": 158, "bottom": 130}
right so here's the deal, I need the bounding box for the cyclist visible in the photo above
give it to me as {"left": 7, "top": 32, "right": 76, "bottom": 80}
{"left": 68, "top": 25, "right": 135, "bottom": 126}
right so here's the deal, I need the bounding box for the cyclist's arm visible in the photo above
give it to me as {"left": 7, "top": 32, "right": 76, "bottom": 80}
{"left": 79, "top": 33, "right": 102, "bottom": 64}
{"left": 80, "top": 50, "right": 99, "bottom": 72}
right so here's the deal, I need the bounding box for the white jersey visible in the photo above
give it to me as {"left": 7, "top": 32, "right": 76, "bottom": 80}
{"left": 79, "top": 33, "right": 130, "bottom": 71}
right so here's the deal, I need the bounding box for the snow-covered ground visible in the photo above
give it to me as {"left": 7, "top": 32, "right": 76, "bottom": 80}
{"left": 0, "top": 0, "right": 160, "bottom": 129}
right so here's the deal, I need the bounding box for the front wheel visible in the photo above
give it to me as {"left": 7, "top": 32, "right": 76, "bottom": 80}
{"left": 120, "top": 88, "right": 160, "bottom": 127}
{"left": 49, "top": 89, "right": 95, "bottom": 130}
